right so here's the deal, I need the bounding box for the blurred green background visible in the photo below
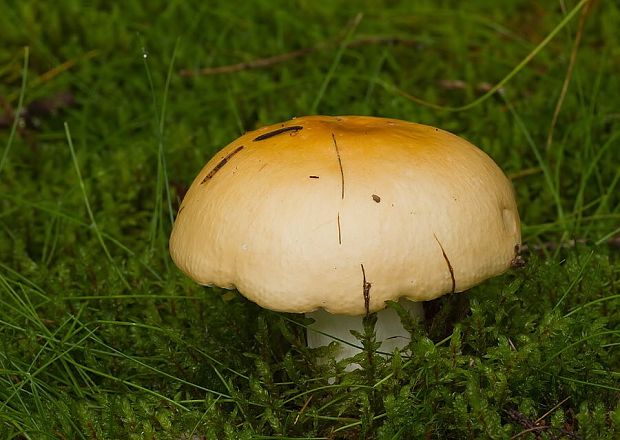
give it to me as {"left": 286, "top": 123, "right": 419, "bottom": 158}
{"left": 0, "top": 0, "right": 618, "bottom": 438}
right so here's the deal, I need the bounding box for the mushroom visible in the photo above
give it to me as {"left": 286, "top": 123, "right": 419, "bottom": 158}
{"left": 169, "top": 116, "right": 521, "bottom": 361}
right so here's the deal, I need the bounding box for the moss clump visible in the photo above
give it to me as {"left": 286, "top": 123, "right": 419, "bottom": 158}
{"left": 1, "top": 0, "right": 619, "bottom": 438}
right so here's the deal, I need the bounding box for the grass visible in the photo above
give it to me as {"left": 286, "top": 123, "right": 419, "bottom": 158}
{"left": 1, "top": 0, "right": 619, "bottom": 438}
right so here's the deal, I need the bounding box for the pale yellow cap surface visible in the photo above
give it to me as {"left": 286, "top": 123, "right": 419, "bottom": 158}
{"left": 169, "top": 116, "right": 521, "bottom": 315}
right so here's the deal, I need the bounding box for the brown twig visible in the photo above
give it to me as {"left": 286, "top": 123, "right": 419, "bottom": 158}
{"left": 535, "top": 396, "right": 571, "bottom": 425}
{"left": 293, "top": 395, "right": 313, "bottom": 425}
{"left": 505, "top": 403, "right": 582, "bottom": 440}
{"left": 361, "top": 263, "right": 371, "bottom": 316}
{"left": 505, "top": 408, "right": 544, "bottom": 439}
{"left": 437, "top": 79, "right": 499, "bottom": 94}
{"left": 179, "top": 36, "right": 417, "bottom": 77}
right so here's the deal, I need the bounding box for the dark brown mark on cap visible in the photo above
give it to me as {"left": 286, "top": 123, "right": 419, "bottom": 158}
{"left": 331, "top": 133, "right": 345, "bottom": 199}
{"left": 253, "top": 125, "right": 303, "bottom": 141}
{"left": 372, "top": 194, "right": 381, "bottom": 203}
{"left": 201, "top": 145, "right": 244, "bottom": 184}
{"left": 337, "top": 212, "right": 342, "bottom": 245}
{"left": 309, "top": 175, "right": 320, "bottom": 179}
{"left": 433, "top": 233, "right": 456, "bottom": 294}
{"left": 361, "top": 263, "right": 371, "bottom": 316}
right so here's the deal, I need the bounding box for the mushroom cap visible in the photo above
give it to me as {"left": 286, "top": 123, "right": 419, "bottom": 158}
{"left": 169, "top": 116, "right": 521, "bottom": 315}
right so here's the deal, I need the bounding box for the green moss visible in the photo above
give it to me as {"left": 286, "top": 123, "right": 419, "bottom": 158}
{"left": 1, "top": 0, "right": 619, "bottom": 438}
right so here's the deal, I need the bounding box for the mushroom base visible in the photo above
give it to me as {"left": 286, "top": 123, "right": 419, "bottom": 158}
{"left": 306, "top": 299, "right": 424, "bottom": 364}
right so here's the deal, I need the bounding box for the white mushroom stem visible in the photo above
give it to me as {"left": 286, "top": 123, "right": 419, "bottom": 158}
{"left": 306, "top": 299, "right": 424, "bottom": 362}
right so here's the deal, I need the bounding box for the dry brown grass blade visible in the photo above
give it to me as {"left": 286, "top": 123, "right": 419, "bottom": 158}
{"left": 178, "top": 36, "right": 416, "bottom": 77}
{"left": 545, "top": 0, "right": 593, "bottom": 150}
{"left": 534, "top": 396, "right": 571, "bottom": 425}
{"left": 36, "top": 49, "right": 99, "bottom": 85}
{"left": 5, "top": 50, "right": 99, "bottom": 103}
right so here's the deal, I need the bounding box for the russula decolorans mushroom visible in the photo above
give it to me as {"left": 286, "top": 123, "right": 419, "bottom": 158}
{"left": 169, "top": 115, "right": 521, "bottom": 360}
